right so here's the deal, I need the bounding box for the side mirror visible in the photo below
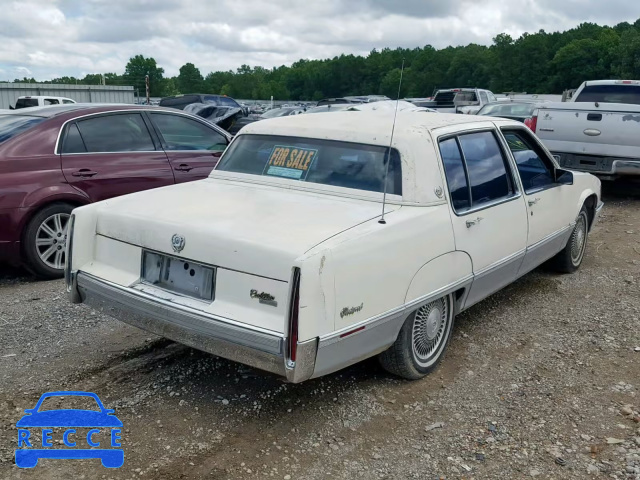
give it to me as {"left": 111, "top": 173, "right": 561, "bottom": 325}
{"left": 555, "top": 168, "right": 573, "bottom": 185}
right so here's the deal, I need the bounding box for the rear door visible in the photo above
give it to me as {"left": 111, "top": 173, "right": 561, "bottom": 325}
{"left": 438, "top": 129, "right": 528, "bottom": 308}
{"left": 500, "top": 127, "right": 576, "bottom": 275}
{"left": 147, "top": 112, "right": 229, "bottom": 183}
{"left": 60, "top": 112, "right": 175, "bottom": 202}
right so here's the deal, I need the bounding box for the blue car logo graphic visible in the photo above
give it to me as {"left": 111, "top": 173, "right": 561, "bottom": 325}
{"left": 15, "top": 391, "right": 123, "bottom": 468}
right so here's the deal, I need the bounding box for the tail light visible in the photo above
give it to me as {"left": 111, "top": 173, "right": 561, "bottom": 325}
{"left": 525, "top": 115, "right": 537, "bottom": 133}
{"left": 287, "top": 268, "right": 301, "bottom": 364}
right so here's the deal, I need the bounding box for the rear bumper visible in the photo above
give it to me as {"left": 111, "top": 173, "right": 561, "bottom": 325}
{"left": 69, "top": 272, "right": 317, "bottom": 383}
{"left": 555, "top": 153, "right": 640, "bottom": 176}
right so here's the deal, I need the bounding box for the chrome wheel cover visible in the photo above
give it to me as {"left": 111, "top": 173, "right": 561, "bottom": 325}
{"left": 35, "top": 213, "right": 70, "bottom": 270}
{"left": 411, "top": 296, "right": 450, "bottom": 368}
{"left": 570, "top": 212, "right": 587, "bottom": 266}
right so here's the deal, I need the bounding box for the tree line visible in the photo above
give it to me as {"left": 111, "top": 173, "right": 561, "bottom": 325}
{"left": 6, "top": 19, "right": 640, "bottom": 100}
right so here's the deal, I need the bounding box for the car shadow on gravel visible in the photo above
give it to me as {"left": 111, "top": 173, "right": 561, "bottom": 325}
{"left": 0, "top": 264, "right": 39, "bottom": 285}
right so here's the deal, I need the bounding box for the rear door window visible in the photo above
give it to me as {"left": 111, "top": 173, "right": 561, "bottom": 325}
{"left": 149, "top": 113, "right": 228, "bottom": 151}
{"left": 44, "top": 98, "right": 60, "bottom": 105}
{"left": 502, "top": 129, "right": 555, "bottom": 192}
{"left": 439, "top": 130, "right": 516, "bottom": 212}
{"left": 76, "top": 113, "right": 155, "bottom": 153}
{"left": 458, "top": 132, "right": 514, "bottom": 207}
{"left": 217, "top": 134, "right": 402, "bottom": 194}
{"left": 61, "top": 123, "right": 86, "bottom": 153}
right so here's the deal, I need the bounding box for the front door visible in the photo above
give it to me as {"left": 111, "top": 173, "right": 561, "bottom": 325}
{"left": 501, "top": 127, "right": 576, "bottom": 275}
{"left": 147, "top": 112, "right": 229, "bottom": 183}
{"left": 60, "top": 112, "right": 174, "bottom": 202}
{"left": 439, "top": 130, "right": 528, "bottom": 308}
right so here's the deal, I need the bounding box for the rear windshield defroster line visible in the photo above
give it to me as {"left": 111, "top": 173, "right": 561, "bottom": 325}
{"left": 216, "top": 134, "right": 402, "bottom": 195}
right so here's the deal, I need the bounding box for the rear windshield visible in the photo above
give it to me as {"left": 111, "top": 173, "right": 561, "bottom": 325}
{"left": 0, "top": 115, "right": 44, "bottom": 143}
{"left": 15, "top": 98, "right": 39, "bottom": 109}
{"left": 574, "top": 85, "right": 640, "bottom": 105}
{"left": 216, "top": 134, "right": 402, "bottom": 195}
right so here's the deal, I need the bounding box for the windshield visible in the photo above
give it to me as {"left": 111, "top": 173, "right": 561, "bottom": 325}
{"left": 574, "top": 85, "right": 640, "bottom": 105}
{"left": 478, "top": 103, "right": 536, "bottom": 117}
{"left": 0, "top": 115, "right": 44, "bottom": 143}
{"left": 216, "top": 134, "right": 402, "bottom": 195}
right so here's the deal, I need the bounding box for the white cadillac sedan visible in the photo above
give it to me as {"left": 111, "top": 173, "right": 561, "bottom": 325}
{"left": 66, "top": 111, "right": 603, "bottom": 383}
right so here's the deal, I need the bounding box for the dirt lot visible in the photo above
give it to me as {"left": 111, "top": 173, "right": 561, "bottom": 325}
{"left": 1, "top": 187, "right": 639, "bottom": 480}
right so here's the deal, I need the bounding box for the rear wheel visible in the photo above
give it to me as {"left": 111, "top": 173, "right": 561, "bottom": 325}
{"left": 548, "top": 206, "right": 589, "bottom": 273}
{"left": 379, "top": 294, "right": 454, "bottom": 380}
{"left": 23, "top": 203, "right": 74, "bottom": 279}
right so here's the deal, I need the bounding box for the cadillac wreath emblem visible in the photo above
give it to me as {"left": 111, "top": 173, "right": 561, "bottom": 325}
{"left": 171, "top": 234, "right": 186, "bottom": 253}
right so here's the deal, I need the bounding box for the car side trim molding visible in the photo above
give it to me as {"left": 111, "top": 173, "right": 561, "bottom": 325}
{"left": 318, "top": 274, "right": 474, "bottom": 347}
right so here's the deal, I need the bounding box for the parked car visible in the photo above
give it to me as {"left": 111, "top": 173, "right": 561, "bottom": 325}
{"left": 315, "top": 98, "right": 362, "bottom": 106}
{"left": 420, "top": 88, "right": 499, "bottom": 114}
{"left": 304, "top": 104, "right": 355, "bottom": 114}
{"left": 66, "top": 111, "right": 602, "bottom": 383}
{"left": 476, "top": 101, "right": 542, "bottom": 123}
{"left": 0, "top": 104, "right": 231, "bottom": 278}
{"left": 530, "top": 80, "right": 640, "bottom": 179}
{"left": 159, "top": 94, "right": 242, "bottom": 111}
{"left": 260, "top": 106, "right": 306, "bottom": 118}
{"left": 11, "top": 96, "right": 76, "bottom": 109}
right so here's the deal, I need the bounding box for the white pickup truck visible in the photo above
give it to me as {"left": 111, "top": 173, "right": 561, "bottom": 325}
{"left": 530, "top": 80, "right": 640, "bottom": 178}
{"left": 411, "top": 88, "right": 499, "bottom": 114}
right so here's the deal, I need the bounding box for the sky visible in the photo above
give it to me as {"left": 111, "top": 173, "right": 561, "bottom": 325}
{"left": 0, "top": 0, "right": 638, "bottom": 81}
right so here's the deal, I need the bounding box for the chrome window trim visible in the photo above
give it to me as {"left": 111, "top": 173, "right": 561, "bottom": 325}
{"left": 451, "top": 192, "right": 523, "bottom": 217}
{"left": 54, "top": 108, "right": 230, "bottom": 155}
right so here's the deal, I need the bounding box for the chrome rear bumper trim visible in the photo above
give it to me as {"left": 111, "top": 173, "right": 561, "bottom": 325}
{"left": 75, "top": 273, "right": 317, "bottom": 381}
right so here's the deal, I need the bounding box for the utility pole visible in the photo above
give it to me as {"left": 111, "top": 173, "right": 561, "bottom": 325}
{"left": 145, "top": 74, "right": 150, "bottom": 105}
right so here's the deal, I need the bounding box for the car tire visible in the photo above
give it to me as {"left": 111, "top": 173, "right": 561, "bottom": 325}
{"left": 23, "top": 203, "right": 74, "bottom": 279}
{"left": 378, "top": 294, "right": 454, "bottom": 380}
{"left": 548, "top": 206, "right": 589, "bottom": 274}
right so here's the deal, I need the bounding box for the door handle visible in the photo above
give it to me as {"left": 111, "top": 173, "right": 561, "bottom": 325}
{"left": 175, "top": 164, "right": 193, "bottom": 172}
{"left": 528, "top": 198, "right": 540, "bottom": 207}
{"left": 71, "top": 169, "right": 98, "bottom": 177}
{"left": 466, "top": 217, "right": 483, "bottom": 228}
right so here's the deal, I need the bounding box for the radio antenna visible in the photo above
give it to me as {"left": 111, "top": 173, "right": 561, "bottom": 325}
{"left": 379, "top": 58, "right": 405, "bottom": 225}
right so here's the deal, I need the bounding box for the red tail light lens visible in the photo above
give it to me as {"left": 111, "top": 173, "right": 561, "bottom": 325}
{"left": 287, "top": 268, "right": 301, "bottom": 363}
{"left": 525, "top": 115, "right": 538, "bottom": 132}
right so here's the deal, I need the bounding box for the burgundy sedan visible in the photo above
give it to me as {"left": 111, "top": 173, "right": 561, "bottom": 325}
{"left": 0, "top": 104, "right": 231, "bottom": 278}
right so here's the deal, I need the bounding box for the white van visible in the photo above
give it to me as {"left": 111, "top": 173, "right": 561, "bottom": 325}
{"left": 12, "top": 96, "right": 76, "bottom": 109}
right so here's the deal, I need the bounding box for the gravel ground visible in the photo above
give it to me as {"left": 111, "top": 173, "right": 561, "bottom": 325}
{"left": 0, "top": 187, "right": 639, "bottom": 480}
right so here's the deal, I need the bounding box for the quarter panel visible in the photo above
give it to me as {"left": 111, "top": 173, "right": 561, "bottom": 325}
{"left": 405, "top": 251, "right": 472, "bottom": 305}
{"left": 324, "top": 205, "right": 455, "bottom": 332}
